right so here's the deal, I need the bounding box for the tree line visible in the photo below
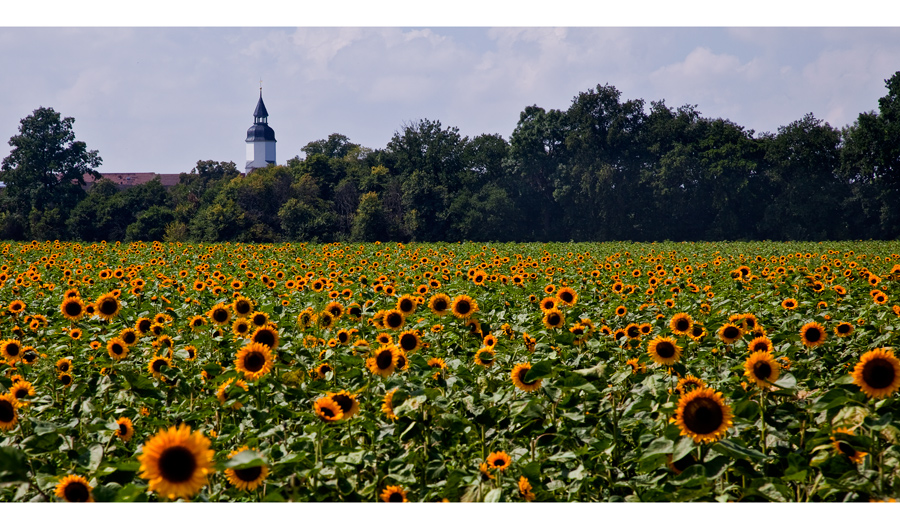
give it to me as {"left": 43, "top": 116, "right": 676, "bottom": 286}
{"left": 2, "top": 72, "right": 898, "bottom": 242}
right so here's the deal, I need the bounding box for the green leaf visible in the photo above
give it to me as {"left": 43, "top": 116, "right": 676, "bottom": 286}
{"left": 573, "top": 361, "right": 606, "bottom": 380}
{"left": 772, "top": 372, "right": 797, "bottom": 390}
{"left": 115, "top": 483, "right": 147, "bottom": 502}
{"left": 640, "top": 438, "right": 674, "bottom": 460}
{"left": 0, "top": 446, "right": 29, "bottom": 482}
{"left": 523, "top": 360, "right": 552, "bottom": 384}
{"left": 483, "top": 488, "right": 502, "bottom": 502}
{"left": 672, "top": 436, "right": 695, "bottom": 462}
{"left": 810, "top": 388, "right": 850, "bottom": 413}
{"left": 221, "top": 449, "right": 268, "bottom": 470}
{"left": 711, "top": 439, "right": 768, "bottom": 461}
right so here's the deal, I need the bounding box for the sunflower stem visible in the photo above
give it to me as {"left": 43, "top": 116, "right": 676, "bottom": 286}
{"left": 759, "top": 389, "right": 767, "bottom": 455}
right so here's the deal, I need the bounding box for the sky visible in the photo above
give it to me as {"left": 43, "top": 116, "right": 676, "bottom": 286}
{"left": 2, "top": 3, "right": 900, "bottom": 174}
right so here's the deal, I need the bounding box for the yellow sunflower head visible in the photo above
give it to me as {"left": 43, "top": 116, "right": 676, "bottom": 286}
{"left": 648, "top": 336, "right": 682, "bottom": 366}
{"left": 511, "top": 363, "right": 542, "bottom": 392}
{"left": 327, "top": 390, "right": 360, "bottom": 420}
{"left": 138, "top": 424, "right": 214, "bottom": 500}
{"left": 486, "top": 451, "right": 512, "bottom": 471}
{"left": 669, "top": 313, "right": 693, "bottom": 335}
{"left": 851, "top": 348, "right": 900, "bottom": 399}
{"left": 314, "top": 395, "right": 344, "bottom": 422}
{"left": 116, "top": 417, "right": 134, "bottom": 442}
{"left": 674, "top": 387, "right": 733, "bottom": 443}
{"left": 799, "top": 321, "right": 827, "bottom": 348}
{"left": 379, "top": 484, "right": 408, "bottom": 502}
{"left": 744, "top": 351, "right": 780, "bottom": 388}
{"left": 224, "top": 446, "right": 269, "bottom": 491}
{"left": 0, "top": 393, "right": 19, "bottom": 431}
{"left": 235, "top": 342, "right": 274, "bottom": 381}
{"left": 94, "top": 293, "right": 121, "bottom": 321}
{"left": 54, "top": 474, "right": 93, "bottom": 502}
{"left": 250, "top": 325, "right": 279, "bottom": 351}
{"left": 451, "top": 295, "right": 478, "bottom": 319}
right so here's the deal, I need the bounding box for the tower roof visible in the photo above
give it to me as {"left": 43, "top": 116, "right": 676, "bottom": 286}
{"left": 253, "top": 93, "right": 269, "bottom": 119}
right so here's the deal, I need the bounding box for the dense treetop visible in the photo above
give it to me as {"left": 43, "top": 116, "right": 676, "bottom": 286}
{"left": 2, "top": 73, "right": 899, "bottom": 242}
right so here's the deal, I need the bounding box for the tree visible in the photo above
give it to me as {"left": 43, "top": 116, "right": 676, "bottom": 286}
{"left": 1, "top": 107, "right": 101, "bottom": 238}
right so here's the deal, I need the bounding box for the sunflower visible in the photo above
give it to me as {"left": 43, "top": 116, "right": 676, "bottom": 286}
{"left": 1, "top": 339, "right": 23, "bottom": 364}
{"left": 717, "top": 323, "right": 743, "bottom": 344}
{"left": 327, "top": 390, "right": 360, "bottom": 420}
{"left": 614, "top": 305, "right": 627, "bottom": 317}
{"left": 834, "top": 321, "right": 855, "bottom": 338}
{"left": 669, "top": 313, "right": 693, "bottom": 335}
{"left": 325, "top": 301, "right": 345, "bottom": 319}
{"left": 318, "top": 311, "right": 335, "bottom": 330}
{"left": 675, "top": 375, "right": 705, "bottom": 395}
{"left": 107, "top": 338, "right": 129, "bottom": 361}
{"left": 232, "top": 296, "right": 255, "bottom": 317}
{"left": 116, "top": 417, "right": 134, "bottom": 442}
{"left": 556, "top": 286, "right": 578, "bottom": 306}
{"left": 0, "top": 393, "right": 18, "bottom": 431}
{"left": 831, "top": 427, "right": 868, "bottom": 464}
{"left": 542, "top": 308, "right": 565, "bottom": 329}
{"left": 138, "top": 424, "right": 214, "bottom": 500}
{"left": 368, "top": 345, "right": 398, "bottom": 377}
{"left": 314, "top": 395, "right": 344, "bottom": 422}
{"left": 148, "top": 355, "right": 173, "bottom": 379}
{"left": 8, "top": 300, "right": 25, "bottom": 314}
{"left": 483, "top": 334, "right": 498, "bottom": 348}
{"left": 648, "top": 336, "right": 682, "bottom": 366}
{"left": 224, "top": 446, "right": 269, "bottom": 491}
{"left": 394, "top": 349, "right": 410, "bottom": 371}
{"left": 376, "top": 332, "right": 393, "bottom": 346}
{"left": 396, "top": 295, "right": 418, "bottom": 315}
{"left": 10, "top": 380, "right": 35, "bottom": 403}
{"left": 250, "top": 311, "right": 270, "bottom": 327}
{"left": 511, "top": 363, "right": 542, "bottom": 392}
{"left": 674, "top": 388, "right": 733, "bottom": 443}
{"left": 486, "top": 451, "right": 512, "bottom": 471}
{"left": 451, "top": 295, "right": 478, "bottom": 319}
{"left": 383, "top": 309, "right": 405, "bottom": 330}
{"left": 58, "top": 372, "right": 74, "bottom": 388}
{"left": 54, "top": 474, "right": 93, "bottom": 502}
{"left": 119, "top": 327, "right": 139, "bottom": 346}
{"left": 94, "top": 293, "right": 120, "bottom": 321}
{"left": 745, "top": 336, "right": 773, "bottom": 355}
{"left": 231, "top": 318, "right": 251, "bottom": 337}
{"left": 217, "top": 377, "right": 249, "bottom": 409}
{"left": 59, "top": 297, "right": 86, "bottom": 321}
{"left": 518, "top": 476, "right": 536, "bottom": 501}
{"left": 781, "top": 298, "right": 798, "bottom": 310}
{"left": 382, "top": 389, "right": 399, "bottom": 420}
{"left": 428, "top": 293, "right": 451, "bottom": 316}
{"left": 235, "top": 342, "right": 274, "bottom": 381}
{"left": 539, "top": 297, "right": 559, "bottom": 313}
{"left": 250, "top": 325, "right": 279, "bottom": 351}
{"left": 851, "top": 348, "right": 900, "bottom": 399}
{"left": 474, "top": 347, "right": 496, "bottom": 368}
{"left": 397, "top": 330, "right": 422, "bottom": 354}
{"left": 744, "top": 351, "right": 780, "bottom": 388}
{"left": 799, "top": 322, "right": 827, "bottom": 348}
{"left": 380, "top": 485, "right": 408, "bottom": 502}
{"left": 626, "top": 358, "right": 646, "bottom": 374}
{"left": 56, "top": 357, "right": 72, "bottom": 373}
{"left": 208, "top": 303, "right": 232, "bottom": 325}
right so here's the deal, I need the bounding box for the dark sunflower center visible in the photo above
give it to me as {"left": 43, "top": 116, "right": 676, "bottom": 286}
{"left": 5, "top": 343, "right": 20, "bottom": 357}
{"left": 560, "top": 292, "right": 574, "bottom": 303}
{"left": 0, "top": 400, "right": 14, "bottom": 422}
{"left": 321, "top": 406, "right": 336, "bottom": 418}
{"left": 119, "top": 423, "right": 128, "bottom": 435}
{"left": 23, "top": 351, "right": 37, "bottom": 362}
{"left": 837, "top": 324, "right": 851, "bottom": 334}
{"left": 682, "top": 397, "right": 724, "bottom": 435}
{"left": 235, "top": 300, "right": 251, "bottom": 314}
{"left": 517, "top": 368, "right": 531, "bottom": 384}
{"left": 338, "top": 331, "right": 349, "bottom": 342}
{"left": 837, "top": 441, "right": 856, "bottom": 457}
{"left": 213, "top": 309, "right": 228, "bottom": 322}
{"left": 60, "top": 374, "right": 72, "bottom": 385}
{"left": 548, "top": 313, "right": 561, "bottom": 326}
{"left": 111, "top": 343, "right": 124, "bottom": 355}
{"left": 396, "top": 355, "right": 407, "bottom": 369}
{"left": 320, "top": 315, "right": 332, "bottom": 326}
{"left": 14, "top": 388, "right": 28, "bottom": 399}
{"left": 455, "top": 300, "right": 471, "bottom": 314}
{"left": 139, "top": 321, "right": 151, "bottom": 333}
{"left": 158, "top": 446, "right": 198, "bottom": 484}
{"left": 64, "top": 301, "right": 83, "bottom": 316}
{"left": 233, "top": 465, "right": 263, "bottom": 482}
{"left": 243, "top": 351, "right": 265, "bottom": 372}
{"left": 388, "top": 491, "right": 404, "bottom": 502}
{"left": 386, "top": 313, "right": 403, "bottom": 328}
{"left": 399, "top": 299, "right": 414, "bottom": 312}
{"left": 804, "top": 327, "right": 822, "bottom": 343}
{"left": 723, "top": 326, "right": 740, "bottom": 339}
{"left": 433, "top": 299, "right": 448, "bottom": 312}
{"left": 100, "top": 299, "right": 118, "bottom": 315}
{"left": 862, "top": 358, "right": 896, "bottom": 389}
{"left": 399, "top": 334, "right": 418, "bottom": 351}
{"left": 253, "top": 330, "right": 276, "bottom": 348}
{"left": 64, "top": 481, "right": 91, "bottom": 502}
{"left": 123, "top": 332, "right": 136, "bottom": 344}
{"left": 152, "top": 359, "right": 168, "bottom": 372}
{"left": 675, "top": 319, "right": 690, "bottom": 332}
{"left": 319, "top": 365, "right": 332, "bottom": 375}
{"left": 328, "top": 307, "right": 341, "bottom": 317}
{"left": 59, "top": 363, "right": 70, "bottom": 372}
{"left": 493, "top": 458, "right": 505, "bottom": 467}
{"left": 332, "top": 395, "right": 354, "bottom": 413}
{"left": 376, "top": 350, "right": 394, "bottom": 369}
{"left": 627, "top": 326, "right": 640, "bottom": 338}
{"left": 655, "top": 341, "right": 676, "bottom": 358}
{"left": 349, "top": 307, "right": 361, "bottom": 318}
{"left": 753, "top": 360, "right": 772, "bottom": 380}
{"left": 753, "top": 341, "right": 769, "bottom": 352}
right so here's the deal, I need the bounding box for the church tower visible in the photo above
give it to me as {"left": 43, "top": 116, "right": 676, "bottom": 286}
{"left": 245, "top": 88, "right": 276, "bottom": 172}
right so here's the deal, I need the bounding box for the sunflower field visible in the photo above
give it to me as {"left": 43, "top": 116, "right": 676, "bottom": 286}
{"left": 2, "top": 240, "right": 900, "bottom": 502}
